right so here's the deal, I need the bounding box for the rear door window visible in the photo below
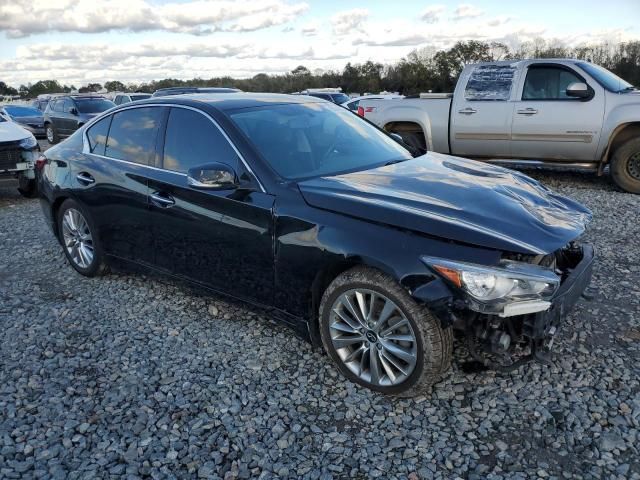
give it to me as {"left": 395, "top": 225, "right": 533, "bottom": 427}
{"left": 464, "top": 65, "right": 516, "bottom": 101}
{"left": 162, "top": 107, "right": 238, "bottom": 173}
{"left": 105, "top": 107, "right": 163, "bottom": 165}
{"left": 86, "top": 116, "right": 112, "bottom": 156}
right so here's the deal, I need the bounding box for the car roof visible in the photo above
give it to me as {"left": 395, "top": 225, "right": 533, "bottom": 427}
{"left": 134, "top": 92, "right": 323, "bottom": 111}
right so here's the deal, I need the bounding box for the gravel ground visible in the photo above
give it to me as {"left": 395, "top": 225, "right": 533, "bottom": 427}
{"left": 1, "top": 156, "right": 639, "bottom": 479}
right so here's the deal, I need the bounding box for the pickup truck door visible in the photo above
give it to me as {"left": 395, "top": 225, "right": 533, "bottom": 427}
{"left": 510, "top": 64, "right": 605, "bottom": 161}
{"left": 449, "top": 64, "right": 517, "bottom": 158}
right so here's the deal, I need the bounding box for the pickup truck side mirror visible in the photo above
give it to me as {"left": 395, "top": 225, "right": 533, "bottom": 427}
{"left": 187, "top": 163, "right": 239, "bottom": 190}
{"left": 566, "top": 82, "right": 591, "bottom": 99}
{"left": 69, "top": 107, "right": 78, "bottom": 115}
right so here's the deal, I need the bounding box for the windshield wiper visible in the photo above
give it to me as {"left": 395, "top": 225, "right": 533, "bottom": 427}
{"left": 618, "top": 86, "right": 637, "bottom": 93}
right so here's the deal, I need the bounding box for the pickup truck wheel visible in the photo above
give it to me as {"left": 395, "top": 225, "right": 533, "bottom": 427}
{"left": 57, "top": 199, "right": 108, "bottom": 277}
{"left": 46, "top": 123, "right": 59, "bottom": 145}
{"left": 319, "top": 266, "right": 452, "bottom": 396}
{"left": 611, "top": 137, "right": 640, "bottom": 194}
{"left": 17, "top": 176, "right": 38, "bottom": 198}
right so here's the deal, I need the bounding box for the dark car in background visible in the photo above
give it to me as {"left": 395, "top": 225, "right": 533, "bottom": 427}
{"left": 36, "top": 93, "right": 594, "bottom": 395}
{"left": 0, "top": 105, "right": 46, "bottom": 138}
{"left": 43, "top": 95, "right": 115, "bottom": 144}
{"left": 151, "top": 87, "right": 241, "bottom": 97}
{"left": 113, "top": 93, "right": 152, "bottom": 105}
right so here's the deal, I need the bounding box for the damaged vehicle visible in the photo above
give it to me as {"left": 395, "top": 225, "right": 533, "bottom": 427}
{"left": 36, "top": 94, "right": 594, "bottom": 395}
{"left": 0, "top": 113, "right": 39, "bottom": 197}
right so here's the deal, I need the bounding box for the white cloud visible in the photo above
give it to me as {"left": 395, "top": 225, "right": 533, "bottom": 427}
{"left": 452, "top": 4, "right": 484, "bottom": 20}
{"left": 0, "top": 0, "right": 309, "bottom": 37}
{"left": 420, "top": 5, "right": 446, "bottom": 24}
{"left": 488, "top": 15, "right": 513, "bottom": 27}
{"left": 331, "top": 8, "right": 369, "bottom": 35}
{"left": 300, "top": 21, "right": 320, "bottom": 36}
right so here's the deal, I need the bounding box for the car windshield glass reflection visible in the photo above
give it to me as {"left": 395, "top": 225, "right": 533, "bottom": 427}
{"left": 75, "top": 99, "right": 115, "bottom": 113}
{"left": 229, "top": 102, "right": 412, "bottom": 180}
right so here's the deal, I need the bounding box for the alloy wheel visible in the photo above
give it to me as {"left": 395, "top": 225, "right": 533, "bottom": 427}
{"left": 61, "top": 208, "right": 94, "bottom": 269}
{"left": 46, "top": 126, "right": 54, "bottom": 143}
{"left": 628, "top": 152, "right": 640, "bottom": 181}
{"left": 329, "top": 288, "right": 418, "bottom": 387}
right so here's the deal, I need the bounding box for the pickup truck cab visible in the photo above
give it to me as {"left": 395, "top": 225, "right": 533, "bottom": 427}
{"left": 360, "top": 59, "right": 640, "bottom": 193}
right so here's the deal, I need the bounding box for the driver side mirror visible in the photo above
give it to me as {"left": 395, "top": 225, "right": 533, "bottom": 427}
{"left": 566, "top": 82, "right": 591, "bottom": 99}
{"left": 187, "top": 163, "right": 239, "bottom": 190}
{"left": 69, "top": 107, "right": 78, "bottom": 115}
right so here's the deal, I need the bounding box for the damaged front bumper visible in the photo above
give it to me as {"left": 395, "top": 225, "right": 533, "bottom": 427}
{"left": 450, "top": 242, "right": 594, "bottom": 370}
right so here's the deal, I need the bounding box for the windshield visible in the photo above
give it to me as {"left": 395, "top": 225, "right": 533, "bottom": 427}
{"left": 130, "top": 94, "right": 151, "bottom": 101}
{"left": 577, "top": 62, "right": 634, "bottom": 92}
{"left": 75, "top": 98, "right": 115, "bottom": 113}
{"left": 229, "top": 102, "right": 412, "bottom": 180}
{"left": 331, "top": 93, "right": 350, "bottom": 104}
{"left": 4, "top": 106, "right": 42, "bottom": 117}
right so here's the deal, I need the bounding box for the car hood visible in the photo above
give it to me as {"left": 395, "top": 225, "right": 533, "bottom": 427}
{"left": 0, "top": 121, "right": 31, "bottom": 142}
{"left": 297, "top": 153, "right": 592, "bottom": 255}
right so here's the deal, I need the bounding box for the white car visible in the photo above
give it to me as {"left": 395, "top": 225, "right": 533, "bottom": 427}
{"left": 113, "top": 92, "right": 152, "bottom": 105}
{"left": 0, "top": 115, "right": 39, "bottom": 197}
{"left": 360, "top": 59, "right": 640, "bottom": 193}
{"left": 342, "top": 94, "right": 404, "bottom": 112}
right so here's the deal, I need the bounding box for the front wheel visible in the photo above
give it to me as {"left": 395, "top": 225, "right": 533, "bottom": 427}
{"left": 319, "top": 266, "right": 452, "bottom": 396}
{"left": 610, "top": 137, "right": 640, "bottom": 194}
{"left": 46, "top": 123, "right": 59, "bottom": 145}
{"left": 57, "top": 199, "right": 108, "bottom": 277}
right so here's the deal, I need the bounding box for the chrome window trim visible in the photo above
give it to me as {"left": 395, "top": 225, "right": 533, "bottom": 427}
{"left": 82, "top": 102, "right": 266, "bottom": 192}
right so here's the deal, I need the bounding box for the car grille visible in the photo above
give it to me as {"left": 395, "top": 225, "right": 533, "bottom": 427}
{"left": 0, "top": 142, "right": 23, "bottom": 171}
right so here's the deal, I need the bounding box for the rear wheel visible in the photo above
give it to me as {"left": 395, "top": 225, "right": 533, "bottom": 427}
{"left": 319, "top": 266, "right": 452, "bottom": 396}
{"left": 46, "top": 123, "right": 59, "bottom": 145}
{"left": 57, "top": 199, "right": 108, "bottom": 276}
{"left": 611, "top": 137, "right": 640, "bottom": 194}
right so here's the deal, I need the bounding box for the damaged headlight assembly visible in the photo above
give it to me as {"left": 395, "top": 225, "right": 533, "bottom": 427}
{"left": 421, "top": 256, "right": 560, "bottom": 317}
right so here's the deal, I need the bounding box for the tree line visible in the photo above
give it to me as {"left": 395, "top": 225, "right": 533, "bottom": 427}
{"left": 2, "top": 39, "right": 638, "bottom": 99}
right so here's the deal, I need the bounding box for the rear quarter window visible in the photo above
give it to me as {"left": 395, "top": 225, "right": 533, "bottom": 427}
{"left": 464, "top": 65, "right": 516, "bottom": 101}
{"left": 86, "top": 116, "right": 112, "bottom": 156}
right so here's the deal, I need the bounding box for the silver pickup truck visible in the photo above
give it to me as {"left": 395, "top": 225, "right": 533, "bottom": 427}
{"left": 360, "top": 59, "right": 640, "bottom": 193}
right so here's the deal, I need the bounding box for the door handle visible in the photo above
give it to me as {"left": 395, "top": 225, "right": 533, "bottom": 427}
{"left": 517, "top": 108, "right": 538, "bottom": 115}
{"left": 150, "top": 192, "right": 175, "bottom": 208}
{"left": 458, "top": 107, "right": 477, "bottom": 115}
{"left": 76, "top": 172, "right": 95, "bottom": 185}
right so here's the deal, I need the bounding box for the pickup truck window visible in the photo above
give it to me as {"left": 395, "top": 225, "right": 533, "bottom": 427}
{"left": 522, "top": 66, "right": 582, "bottom": 100}
{"left": 464, "top": 65, "right": 516, "bottom": 101}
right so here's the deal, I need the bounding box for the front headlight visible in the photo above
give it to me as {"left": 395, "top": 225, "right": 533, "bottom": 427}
{"left": 19, "top": 134, "right": 38, "bottom": 150}
{"left": 421, "top": 256, "right": 560, "bottom": 315}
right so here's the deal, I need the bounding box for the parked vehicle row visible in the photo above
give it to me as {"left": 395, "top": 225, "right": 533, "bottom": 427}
{"left": 359, "top": 59, "right": 640, "bottom": 193}
{"left": 37, "top": 93, "right": 594, "bottom": 395}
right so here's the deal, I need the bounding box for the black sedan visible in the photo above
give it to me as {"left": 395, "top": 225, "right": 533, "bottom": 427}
{"left": 36, "top": 94, "right": 594, "bottom": 395}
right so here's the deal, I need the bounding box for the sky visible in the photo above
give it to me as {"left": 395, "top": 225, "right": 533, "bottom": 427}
{"left": 1, "top": 0, "right": 639, "bottom": 88}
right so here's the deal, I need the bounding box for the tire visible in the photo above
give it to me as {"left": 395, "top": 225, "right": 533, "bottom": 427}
{"left": 319, "top": 266, "right": 452, "bottom": 396}
{"left": 46, "top": 123, "right": 59, "bottom": 145}
{"left": 17, "top": 175, "right": 38, "bottom": 198}
{"left": 399, "top": 131, "right": 426, "bottom": 152}
{"left": 57, "top": 199, "right": 108, "bottom": 277}
{"left": 610, "top": 137, "right": 640, "bottom": 194}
